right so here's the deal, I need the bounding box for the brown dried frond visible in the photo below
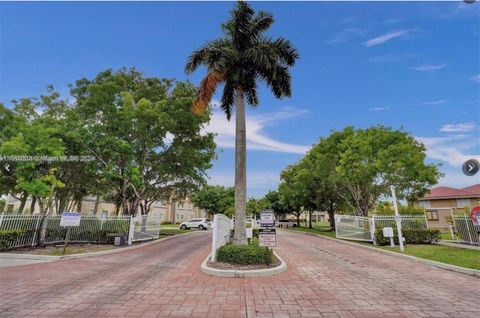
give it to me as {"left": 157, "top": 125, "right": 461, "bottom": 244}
{"left": 193, "top": 71, "right": 225, "bottom": 114}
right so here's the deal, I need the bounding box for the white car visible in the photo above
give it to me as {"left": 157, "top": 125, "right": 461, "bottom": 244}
{"left": 179, "top": 218, "right": 210, "bottom": 230}
{"left": 275, "top": 219, "right": 297, "bottom": 228}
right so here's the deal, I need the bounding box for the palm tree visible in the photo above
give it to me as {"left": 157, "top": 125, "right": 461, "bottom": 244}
{"left": 185, "top": 1, "right": 299, "bottom": 244}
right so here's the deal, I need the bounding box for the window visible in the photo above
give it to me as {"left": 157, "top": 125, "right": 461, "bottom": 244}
{"left": 425, "top": 211, "right": 439, "bottom": 221}
{"left": 456, "top": 198, "right": 471, "bottom": 208}
{"left": 418, "top": 200, "right": 431, "bottom": 209}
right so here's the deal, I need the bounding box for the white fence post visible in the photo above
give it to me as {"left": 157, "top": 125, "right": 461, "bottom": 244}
{"left": 370, "top": 215, "right": 376, "bottom": 245}
{"left": 211, "top": 214, "right": 220, "bottom": 262}
{"left": 31, "top": 215, "right": 41, "bottom": 247}
{"left": 128, "top": 215, "right": 135, "bottom": 245}
{"left": 464, "top": 215, "right": 474, "bottom": 246}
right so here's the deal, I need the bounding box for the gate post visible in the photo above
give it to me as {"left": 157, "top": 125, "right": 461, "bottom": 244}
{"left": 370, "top": 215, "right": 376, "bottom": 245}
{"left": 128, "top": 215, "right": 135, "bottom": 245}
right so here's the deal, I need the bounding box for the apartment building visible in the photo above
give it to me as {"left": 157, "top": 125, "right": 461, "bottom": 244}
{"left": 5, "top": 195, "right": 206, "bottom": 223}
{"left": 414, "top": 184, "right": 480, "bottom": 229}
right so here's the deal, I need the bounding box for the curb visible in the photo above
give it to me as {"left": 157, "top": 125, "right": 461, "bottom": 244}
{"left": 288, "top": 230, "right": 480, "bottom": 278}
{"left": 0, "top": 230, "right": 203, "bottom": 262}
{"left": 200, "top": 251, "right": 287, "bottom": 278}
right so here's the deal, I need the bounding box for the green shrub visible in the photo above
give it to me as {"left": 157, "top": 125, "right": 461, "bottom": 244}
{"left": 161, "top": 221, "right": 173, "bottom": 225}
{"left": 217, "top": 243, "right": 274, "bottom": 265}
{"left": 375, "top": 228, "right": 440, "bottom": 245}
{"left": 0, "top": 229, "right": 27, "bottom": 250}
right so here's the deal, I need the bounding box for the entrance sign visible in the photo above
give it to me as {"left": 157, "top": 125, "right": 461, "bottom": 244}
{"left": 259, "top": 228, "right": 276, "bottom": 247}
{"left": 260, "top": 210, "right": 274, "bottom": 228}
{"left": 60, "top": 212, "right": 81, "bottom": 227}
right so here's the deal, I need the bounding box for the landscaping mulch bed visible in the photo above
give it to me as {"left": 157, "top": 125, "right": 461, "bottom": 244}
{"left": 207, "top": 256, "right": 281, "bottom": 270}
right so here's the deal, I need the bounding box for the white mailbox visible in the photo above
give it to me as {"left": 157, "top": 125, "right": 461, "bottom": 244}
{"left": 383, "top": 227, "right": 394, "bottom": 238}
{"left": 246, "top": 228, "right": 253, "bottom": 239}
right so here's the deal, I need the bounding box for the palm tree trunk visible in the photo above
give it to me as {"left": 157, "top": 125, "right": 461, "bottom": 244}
{"left": 233, "top": 87, "right": 247, "bottom": 245}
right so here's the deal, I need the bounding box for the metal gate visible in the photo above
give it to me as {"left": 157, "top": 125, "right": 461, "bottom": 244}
{"left": 452, "top": 215, "right": 480, "bottom": 246}
{"left": 335, "top": 215, "right": 374, "bottom": 242}
{"left": 129, "top": 213, "right": 161, "bottom": 243}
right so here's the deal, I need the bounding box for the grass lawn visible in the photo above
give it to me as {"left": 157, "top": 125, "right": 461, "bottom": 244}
{"left": 373, "top": 244, "right": 480, "bottom": 270}
{"left": 159, "top": 228, "right": 190, "bottom": 236}
{"left": 439, "top": 232, "right": 454, "bottom": 240}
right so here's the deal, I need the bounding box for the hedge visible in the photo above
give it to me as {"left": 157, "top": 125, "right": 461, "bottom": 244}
{"left": 217, "top": 242, "right": 274, "bottom": 265}
{"left": 0, "top": 229, "right": 27, "bottom": 250}
{"left": 375, "top": 228, "right": 440, "bottom": 245}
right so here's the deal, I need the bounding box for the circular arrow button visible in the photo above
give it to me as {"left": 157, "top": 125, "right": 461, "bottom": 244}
{"left": 462, "top": 159, "right": 479, "bottom": 176}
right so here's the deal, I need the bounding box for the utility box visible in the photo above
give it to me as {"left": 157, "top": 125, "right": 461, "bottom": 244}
{"left": 113, "top": 234, "right": 126, "bottom": 246}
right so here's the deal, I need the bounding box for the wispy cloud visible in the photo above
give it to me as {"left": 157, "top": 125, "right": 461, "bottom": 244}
{"left": 440, "top": 122, "right": 476, "bottom": 133}
{"left": 364, "top": 30, "right": 409, "bottom": 47}
{"left": 325, "top": 28, "right": 364, "bottom": 45}
{"left": 471, "top": 74, "right": 480, "bottom": 83}
{"left": 369, "top": 106, "right": 391, "bottom": 112}
{"left": 415, "top": 99, "right": 447, "bottom": 106}
{"left": 204, "top": 105, "right": 310, "bottom": 154}
{"left": 416, "top": 135, "right": 479, "bottom": 168}
{"left": 369, "top": 99, "right": 447, "bottom": 112}
{"left": 411, "top": 63, "right": 448, "bottom": 72}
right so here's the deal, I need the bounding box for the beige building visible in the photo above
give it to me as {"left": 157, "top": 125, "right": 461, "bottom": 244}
{"left": 414, "top": 184, "right": 480, "bottom": 230}
{"left": 6, "top": 195, "right": 206, "bottom": 224}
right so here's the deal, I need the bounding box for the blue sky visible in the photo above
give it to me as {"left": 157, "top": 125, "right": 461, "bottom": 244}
{"left": 1, "top": 1, "right": 479, "bottom": 198}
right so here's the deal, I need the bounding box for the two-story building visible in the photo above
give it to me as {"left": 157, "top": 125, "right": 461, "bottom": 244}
{"left": 4, "top": 195, "right": 206, "bottom": 224}
{"left": 415, "top": 184, "right": 480, "bottom": 230}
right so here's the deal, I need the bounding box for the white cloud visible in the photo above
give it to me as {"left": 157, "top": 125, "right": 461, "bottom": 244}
{"left": 471, "top": 74, "right": 480, "bottom": 83}
{"left": 416, "top": 135, "right": 479, "bottom": 168}
{"left": 410, "top": 63, "right": 448, "bottom": 72}
{"left": 209, "top": 171, "right": 280, "bottom": 190}
{"left": 364, "top": 30, "right": 409, "bottom": 47}
{"left": 369, "top": 106, "right": 390, "bottom": 112}
{"left": 204, "top": 105, "right": 310, "bottom": 154}
{"left": 439, "top": 123, "right": 476, "bottom": 133}
{"left": 415, "top": 100, "right": 447, "bottom": 106}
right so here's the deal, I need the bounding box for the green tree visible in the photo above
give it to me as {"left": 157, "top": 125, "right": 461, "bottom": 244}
{"left": 246, "top": 197, "right": 268, "bottom": 218}
{"left": 191, "top": 185, "right": 235, "bottom": 217}
{"left": 336, "top": 126, "right": 441, "bottom": 216}
{"left": 71, "top": 68, "right": 216, "bottom": 215}
{"left": 262, "top": 190, "right": 289, "bottom": 219}
{"left": 185, "top": 1, "right": 299, "bottom": 244}
{"left": 278, "top": 164, "right": 304, "bottom": 227}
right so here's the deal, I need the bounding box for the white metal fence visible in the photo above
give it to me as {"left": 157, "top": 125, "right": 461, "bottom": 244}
{"left": 211, "top": 213, "right": 232, "bottom": 262}
{"left": 335, "top": 215, "right": 374, "bottom": 242}
{"left": 0, "top": 213, "right": 132, "bottom": 250}
{"left": 129, "top": 213, "right": 161, "bottom": 243}
{"left": 335, "top": 214, "right": 428, "bottom": 243}
{"left": 452, "top": 216, "right": 480, "bottom": 246}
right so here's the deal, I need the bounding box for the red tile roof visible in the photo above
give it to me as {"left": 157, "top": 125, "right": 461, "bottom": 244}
{"left": 461, "top": 184, "right": 480, "bottom": 195}
{"left": 421, "top": 184, "right": 480, "bottom": 200}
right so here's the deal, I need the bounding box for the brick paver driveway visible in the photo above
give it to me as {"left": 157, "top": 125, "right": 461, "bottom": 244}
{"left": 1, "top": 230, "right": 479, "bottom": 318}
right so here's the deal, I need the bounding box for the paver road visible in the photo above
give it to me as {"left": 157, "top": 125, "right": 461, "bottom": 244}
{"left": 0, "top": 230, "right": 479, "bottom": 318}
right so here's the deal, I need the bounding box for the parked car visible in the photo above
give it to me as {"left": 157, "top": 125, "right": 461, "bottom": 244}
{"left": 275, "top": 219, "right": 297, "bottom": 228}
{"left": 179, "top": 218, "right": 210, "bottom": 230}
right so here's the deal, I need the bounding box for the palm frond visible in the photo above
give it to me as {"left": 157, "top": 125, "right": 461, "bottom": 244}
{"left": 249, "top": 11, "right": 274, "bottom": 38}
{"left": 231, "top": 1, "right": 255, "bottom": 50}
{"left": 193, "top": 72, "right": 225, "bottom": 114}
{"left": 220, "top": 80, "right": 235, "bottom": 120}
